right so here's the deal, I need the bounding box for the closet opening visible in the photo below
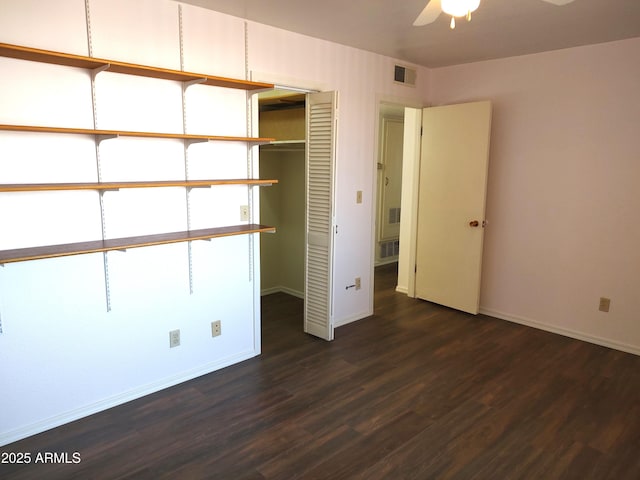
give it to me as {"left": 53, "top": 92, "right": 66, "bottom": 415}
{"left": 258, "top": 89, "right": 307, "bottom": 336}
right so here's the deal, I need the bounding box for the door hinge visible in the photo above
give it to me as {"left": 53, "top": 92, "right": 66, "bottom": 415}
{"left": 415, "top": 264, "right": 417, "bottom": 273}
{"left": 420, "top": 126, "right": 423, "bottom": 136}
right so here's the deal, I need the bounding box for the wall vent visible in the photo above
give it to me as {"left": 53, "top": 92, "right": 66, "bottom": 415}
{"left": 380, "top": 240, "right": 400, "bottom": 258}
{"left": 394, "top": 65, "right": 417, "bottom": 86}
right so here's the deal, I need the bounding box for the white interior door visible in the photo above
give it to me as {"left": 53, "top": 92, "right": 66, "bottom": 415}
{"left": 415, "top": 101, "right": 492, "bottom": 314}
{"left": 304, "top": 91, "right": 337, "bottom": 340}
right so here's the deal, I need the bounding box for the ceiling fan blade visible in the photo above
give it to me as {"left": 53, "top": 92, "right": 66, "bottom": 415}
{"left": 540, "top": 0, "right": 576, "bottom": 5}
{"left": 413, "top": 0, "right": 442, "bottom": 26}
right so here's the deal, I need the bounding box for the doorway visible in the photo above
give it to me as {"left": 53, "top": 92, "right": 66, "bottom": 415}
{"left": 375, "top": 103, "right": 405, "bottom": 267}
{"left": 258, "top": 90, "right": 307, "bottom": 300}
{"left": 258, "top": 89, "right": 338, "bottom": 341}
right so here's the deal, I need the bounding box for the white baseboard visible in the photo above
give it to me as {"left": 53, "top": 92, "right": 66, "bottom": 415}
{"left": 374, "top": 257, "right": 399, "bottom": 267}
{"left": 261, "top": 287, "right": 368, "bottom": 329}
{"left": 261, "top": 286, "right": 281, "bottom": 296}
{"left": 479, "top": 307, "right": 640, "bottom": 356}
{"left": 334, "top": 309, "right": 372, "bottom": 328}
{"left": 261, "top": 286, "right": 304, "bottom": 299}
{"left": 0, "top": 349, "right": 259, "bottom": 447}
{"left": 395, "top": 285, "right": 408, "bottom": 295}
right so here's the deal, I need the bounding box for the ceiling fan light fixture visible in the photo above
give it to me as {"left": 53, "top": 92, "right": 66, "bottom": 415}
{"left": 441, "top": 0, "right": 481, "bottom": 18}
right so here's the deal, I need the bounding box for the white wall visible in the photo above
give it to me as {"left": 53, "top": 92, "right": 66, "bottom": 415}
{"left": 0, "top": 0, "right": 429, "bottom": 444}
{"left": 260, "top": 150, "right": 306, "bottom": 298}
{"left": 0, "top": 0, "right": 257, "bottom": 445}
{"left": 247, "top": 21, "right": 430, "bottom": 325}
{"left": 429, "top": 38, "right": 640, "bottom": 354}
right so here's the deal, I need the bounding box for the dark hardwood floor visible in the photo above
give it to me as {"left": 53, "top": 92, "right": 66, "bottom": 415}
{"left": 2, "top": 263, "right": 639, "bottom": 479}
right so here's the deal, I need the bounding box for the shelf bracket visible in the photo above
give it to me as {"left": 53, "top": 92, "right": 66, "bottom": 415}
{"left": 186, "top": 185, "right": 211, "bottom": 193}
{"left": 97, "top": 188, "right": 120, "bottom": 193}
{"left": 183, "top": 138, "right": 208, "bottom": 148}
{"left": 91, "top": 63, "right": 111, "bottom": 80}
{"left": 183, "top": 78, "right": 207, "bottom": 90}
{"left": 96, "top": 134, "right": 118, "bottom": 144}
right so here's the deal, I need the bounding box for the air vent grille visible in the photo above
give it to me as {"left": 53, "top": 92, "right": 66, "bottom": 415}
{"left": 380, "top": 240, "right": 400, "bottom": 258}
{"left": 394, "top": 65, "right": 416, "bottom": 86}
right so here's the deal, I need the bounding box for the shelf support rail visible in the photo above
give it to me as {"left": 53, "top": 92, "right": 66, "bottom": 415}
{"left": 246, "top": 89, "right": 256, "bottom": 282}
{"left": 89, "top": 56, "right": 113, "bottom": 312}
{"left": 180, "top": 6, "right": 196, "bottom": 295}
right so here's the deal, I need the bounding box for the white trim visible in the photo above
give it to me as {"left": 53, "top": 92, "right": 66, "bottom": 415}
{"left": 480, "top": 307, "right": 640, "bottom": 356}
{"left": 397, "top": 107, "right": 422, "bottom": 298}
{"left": 252, "top": 229, "right": 262, "bottom": 355}
{"left": 0, "top": 349, "right": 259, "bottom": 447}
{"left": 261, "top": 286, "right": 304, "bottom": 299}
{"left": 250, "top": 70, "right": 328, "bottom": 94}
{"left": 395, "top": 285, "right": 408, "bottom": 295}
{"left": 334, "top": 309, "right": 372, "bottom": 328}
{"left": 273, "top": 84, "right": 317, "bottom": 94}
{"left": 375, "top": 257, "right": 399, "bottom": 267}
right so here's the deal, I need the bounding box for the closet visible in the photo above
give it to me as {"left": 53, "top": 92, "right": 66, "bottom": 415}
{"left": 259, "top": 92, "right": 306, "bottom": 299}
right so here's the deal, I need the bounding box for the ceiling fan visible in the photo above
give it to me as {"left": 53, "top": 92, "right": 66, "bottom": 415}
{"left": 414, "top": 0, "right": 577, "bottom": 29}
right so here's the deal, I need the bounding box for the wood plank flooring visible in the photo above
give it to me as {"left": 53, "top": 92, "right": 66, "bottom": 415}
{"left": 2, "top": 263, "right": 639, "bottom": 479}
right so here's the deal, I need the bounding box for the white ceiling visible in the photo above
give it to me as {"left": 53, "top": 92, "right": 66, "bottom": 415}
{"left": 177, "top": 0, "right": 640, "bottom": 68}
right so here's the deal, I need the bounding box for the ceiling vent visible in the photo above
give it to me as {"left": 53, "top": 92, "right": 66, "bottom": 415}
{"left": 394, "top": 64, "right": 416, "bottom": 86}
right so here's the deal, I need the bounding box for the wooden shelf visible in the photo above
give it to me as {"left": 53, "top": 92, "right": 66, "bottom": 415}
{"left": 261, "top": 140, "right": 306, "bottom": 152}
{"left": 0, "top": 179, "right": 278, "bottom": 192}
{"left": 0, "top": 225, "right": 276, "bottom": 264}
{"left": 0, "top": 124, "right": 274, "bottom": 144}
{"left": 0, "top": 42, "right": 274, "bottom": 91}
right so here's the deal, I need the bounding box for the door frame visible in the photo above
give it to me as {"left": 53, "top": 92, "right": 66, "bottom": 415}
{"left": 251, "top": 71, "right": 339, "bottom": 341}
{"left": 372, "top": 99, "right": 423, "bottom": 302}
{"left": 396, "top": 107, "right": 423, "bottom": 297}
{"left": 375, "top": 112, "right": 404, "bottom": 265}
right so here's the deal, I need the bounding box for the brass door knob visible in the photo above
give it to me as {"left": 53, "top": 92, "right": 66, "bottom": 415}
{"left": 469, "top": 220, "right": 479, "bottom": 227}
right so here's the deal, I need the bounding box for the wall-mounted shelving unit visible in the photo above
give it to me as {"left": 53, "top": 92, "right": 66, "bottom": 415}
{"left": 0, "top": 225, "right": 276, "bottom": 265}
{"left": 0, "top": 179, "right": 277, "bottom": 192}
{"left": 0, "top": 42, "right": 277, "bottom": 272}
{"left": 0, "top": 123, "right": 272, "bottom": 144}
{"left": 0, "top": 42, "right": 272, "bottom": 90}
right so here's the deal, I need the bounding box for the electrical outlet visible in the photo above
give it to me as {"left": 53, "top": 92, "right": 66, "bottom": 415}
{"left": 599, "top": 297, "right": 611, "bottom": 313}
{"left": 240, "top": 205, "right": 249, "bottom": 221}
{"left": 355, "top": 277, "right": 361, "bottom": 290}
{"left": 211, "top": 320, "right": 222, "bottom": 337}
{"left": 169, "top": 329, "right": 180, "bottom": 348}
{"left": 356, "top": 190, "right": 363, "bottom": 204}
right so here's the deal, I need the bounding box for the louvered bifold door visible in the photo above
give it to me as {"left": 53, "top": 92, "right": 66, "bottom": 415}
{"left": 304, "top": 91, "right": 337, "bottom": 341}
